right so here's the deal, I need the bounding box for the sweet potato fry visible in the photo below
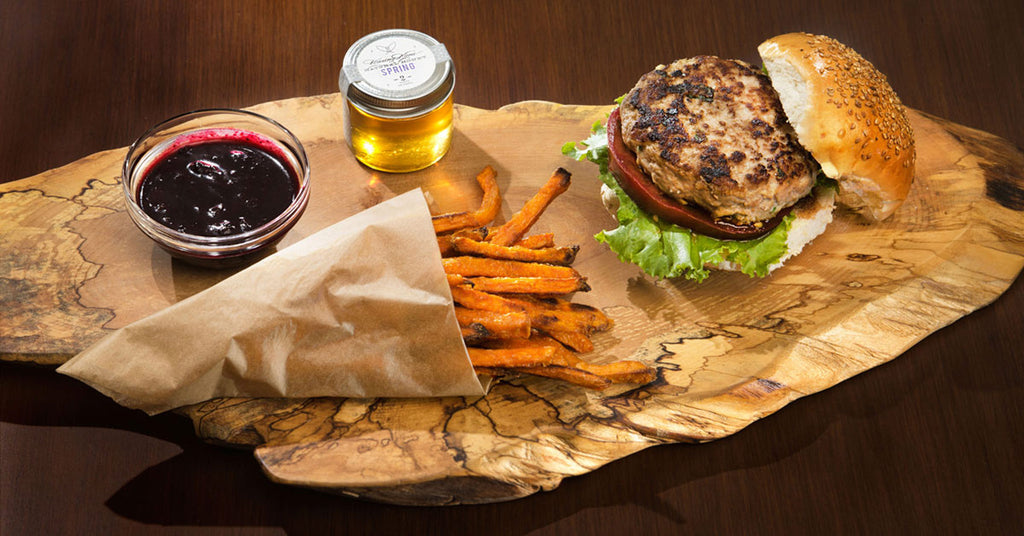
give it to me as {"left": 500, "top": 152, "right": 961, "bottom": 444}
{"left": 543, "top": 328, "right": 595, "bottom": 353}
{"left": 450, "top": 236, "right": 579, "bottom": 265}
{"left": 478, "top": 337, "right": 606, "bottom": 388}
{"left": 453, "top": 287, "right": 604, "bottom": 334}
{"left": 515, "top": 335, "right": 656, "bottom": 385}
{"left": 470, "top": 363, "right": 612, "bottom": 390}
{"left": 442, "top": 256, "right": 582, "bottom": 279}
{"left": 437, "top": 235, "right": 456, "bottom": 257}
{"left": 503, "top": 296, "right": 612, "bottom": 334}
{"left": 470, "top": 366, "right": 505, "bottom": 377}
{"left": 431, "top": 211, "right": 478, "bottom": 234}
{"left": 438, "top": 228, "right": 488, "bottom": 257}
{"left": 575, "top": 360, "right": 658, "bottom": 385}
{"left": 470, "top": 165, "right": 502, "bottom": 226}
{"left": 466, "top": 346, "right": 564, "bottom": 368}
{"left": 431, "top": 166, "right": 501, "bottom": 233}
{"left": 455, "top": 307, "right": 531, "bottom": 340}
{"left": 446, "top": 273, "right": 470, "bottom": 287}
{"left": 515, "top": 233, "right": 555, "bottom": 249}
{"left": 460, "top": 323, "right": 492, "bottom": 345}
{"left": 467, "top": 277, "right": 590, "bottom": 295}
{"left": 462, "top": 227, "right": 490, "bottom": 241}
{"left": 521, "top": 295, "right": 610, "bottom": 317}
{"left": 514, "top": 365, "right": 612, "bottom": 390}
{"left": 487, "top": 168, "right": 571, "bottom": 246}
{"left": 495, "top": 334, "right": 581, "bottom": 362}
{"left": 450, "top": 285, "right": 524, "bottom": 313}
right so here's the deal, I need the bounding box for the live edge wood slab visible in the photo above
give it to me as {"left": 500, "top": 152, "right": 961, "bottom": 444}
{"left": 2, "top": 95, "right": 1023, "bottom": 505}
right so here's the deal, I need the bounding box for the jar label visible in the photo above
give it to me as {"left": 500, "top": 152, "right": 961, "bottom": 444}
{"left": 355, "top": 36, "right": 436, "bottom": 91}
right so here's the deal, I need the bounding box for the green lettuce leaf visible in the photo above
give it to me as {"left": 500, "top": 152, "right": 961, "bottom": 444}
{"left": 562, "top": 120, "right": 793, "bottom": 282}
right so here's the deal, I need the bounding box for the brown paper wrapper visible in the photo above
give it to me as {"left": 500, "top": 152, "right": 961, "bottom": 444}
{"left": 58, "top": 190, "right": 485, "bottom": 414}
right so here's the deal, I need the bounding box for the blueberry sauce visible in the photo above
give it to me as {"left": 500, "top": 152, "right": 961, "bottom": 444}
{"left": 138, "top": 131, "right": 299, "bottom": 237}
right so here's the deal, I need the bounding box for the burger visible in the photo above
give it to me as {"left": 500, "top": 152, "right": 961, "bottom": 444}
{"left": 564, "top": 33, "right": 916, "bottom": 281}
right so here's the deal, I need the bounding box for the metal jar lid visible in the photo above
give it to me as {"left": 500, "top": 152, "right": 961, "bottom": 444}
{"left": 339, "top": 29, "right": 455, "bottom": 119}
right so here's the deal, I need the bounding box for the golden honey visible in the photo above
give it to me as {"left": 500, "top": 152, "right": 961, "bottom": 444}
{"left": 340, "top": 30, "right": 455, "bottom": 173}
{"left": 344, "top": 93, "right": 453, "bottom": 172}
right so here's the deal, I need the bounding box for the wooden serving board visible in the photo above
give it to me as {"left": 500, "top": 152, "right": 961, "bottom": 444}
{"left": 2, "top": 95, "right": 1023, "bottom": 505}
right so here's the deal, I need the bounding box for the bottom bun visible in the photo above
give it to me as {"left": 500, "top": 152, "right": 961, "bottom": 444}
{"left": 601, "top": 184, "right": 836, "bottom": 275}
{"left": 711, "top": 186, "right": 835, "bottom": 274}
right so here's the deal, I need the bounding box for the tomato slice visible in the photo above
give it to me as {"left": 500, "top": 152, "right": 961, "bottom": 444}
{"left": 606, "top": 108, "right": 791, "bottom": 240}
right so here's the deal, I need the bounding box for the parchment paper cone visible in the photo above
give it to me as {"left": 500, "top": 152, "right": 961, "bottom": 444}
{"left": 58, "top": 190, "right": 486, "bottom": 414}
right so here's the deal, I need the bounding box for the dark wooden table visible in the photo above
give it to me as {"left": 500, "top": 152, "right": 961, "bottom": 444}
{"left": 3, "top": 1, "right": 1022, "bottom": 534}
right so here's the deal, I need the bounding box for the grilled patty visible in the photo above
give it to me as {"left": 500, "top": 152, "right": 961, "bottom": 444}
{"left": 619, "top": 56, "right": 815, "bottom": 225}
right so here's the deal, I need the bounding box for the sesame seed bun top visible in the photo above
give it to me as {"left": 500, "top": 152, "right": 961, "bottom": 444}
{"left": 758, "top": 32, "right": 916, "bottom": 221}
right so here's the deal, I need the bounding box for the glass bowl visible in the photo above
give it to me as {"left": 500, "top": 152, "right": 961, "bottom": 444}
{"left": 122, "top": 109, "right": 310, "bottom": 267}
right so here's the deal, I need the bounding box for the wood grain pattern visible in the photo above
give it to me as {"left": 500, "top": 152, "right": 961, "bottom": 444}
{"left": 1, "top": 96, "right": 1022, "bottom": 504}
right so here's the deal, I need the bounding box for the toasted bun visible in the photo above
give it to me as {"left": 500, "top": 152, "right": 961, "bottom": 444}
{"left": 758, "top": 33, "right": 915, "bottom": 221}
{"left": 600, "top": 183, "right": 836, "bottom": 274}
{"left": 710, "top": 186, "right": 835, "bottom": 274}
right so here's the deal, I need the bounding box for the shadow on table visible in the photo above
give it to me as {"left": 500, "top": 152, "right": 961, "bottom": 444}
{"left": 0, "top": 327, "right": 948, "bottom": 536}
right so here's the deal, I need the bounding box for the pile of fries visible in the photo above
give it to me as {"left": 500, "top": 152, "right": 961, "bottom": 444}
{"left": 432, "top": 166, "right": 656, "bottom": 390}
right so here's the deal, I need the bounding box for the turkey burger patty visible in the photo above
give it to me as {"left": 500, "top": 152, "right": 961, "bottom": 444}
{"left": 619, "top": 56, "right": 816, "bottom": 226}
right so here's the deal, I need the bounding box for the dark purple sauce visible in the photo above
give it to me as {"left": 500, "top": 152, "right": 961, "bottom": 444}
{"left": 138, "top": 133, "right": 299, "bottom": 237}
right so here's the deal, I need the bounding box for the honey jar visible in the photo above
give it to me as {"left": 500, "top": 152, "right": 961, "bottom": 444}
{"left": 339, "top": 29, "right": 455, "bottom": 173}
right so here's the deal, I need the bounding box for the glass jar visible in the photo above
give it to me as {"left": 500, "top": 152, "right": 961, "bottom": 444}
{"left": 122, "top": 109, "right": 310, "bottom": 267}
{"left": 339, "top": 29, "right": 455, "bottom": 173}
